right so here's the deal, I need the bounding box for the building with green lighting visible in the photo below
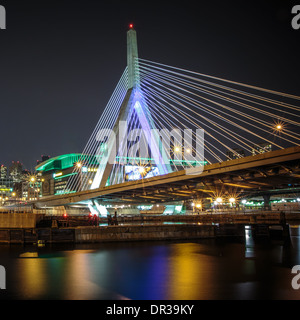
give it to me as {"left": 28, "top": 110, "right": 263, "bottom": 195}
{"left": 35, "top": 154, "right": 97, "bottom": 196}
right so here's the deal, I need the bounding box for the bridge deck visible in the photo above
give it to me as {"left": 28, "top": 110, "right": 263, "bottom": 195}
{"left": 36, "top": 145, "right": 300, "bottom": 206}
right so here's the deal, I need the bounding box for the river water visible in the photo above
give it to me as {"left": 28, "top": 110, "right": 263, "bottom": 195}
{"left": 1, "top": 225, "right": 300, "bottom": 300}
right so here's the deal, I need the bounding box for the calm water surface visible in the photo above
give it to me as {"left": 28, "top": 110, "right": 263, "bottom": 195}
{"left": 1, "top": 225, "right": 300, "bottom": 300}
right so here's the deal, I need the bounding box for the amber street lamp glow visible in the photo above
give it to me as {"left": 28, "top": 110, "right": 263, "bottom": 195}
{"left": 273, "top": 121, "right": 285, "bottom": 133}
{"left": 216, "top": 197, "right": 223, "bottom": 204}
{"left": 229, "top": 197, "right": 236, "bottom": 203}
{"left": 139, "top": 167, "right": 146, "bottom": 174}
{"left": 76, "top": 162, "right": 82, "bottom": 168}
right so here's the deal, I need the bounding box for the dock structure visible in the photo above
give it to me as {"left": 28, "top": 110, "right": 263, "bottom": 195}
{"left": 0, "top": 211, "right": 293, "bottom": 244}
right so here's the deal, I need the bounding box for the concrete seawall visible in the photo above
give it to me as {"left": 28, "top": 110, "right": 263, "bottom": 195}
{"left": 0, "top": 223, "right": 291, "bottom": 244}
{"left": 75, "top": 224, "right": 215, "bottom": 243}
{"left": 0, "top": 213, "right": 43, "bottom": 228}
{"left": 0, "top": 211, "right": 294, "bottom": 244}
{"left": 0, "top": 224, "right": 215, "bottom": 244}
{"left": 1, "top": 211, "right": 299, "bottom": 229}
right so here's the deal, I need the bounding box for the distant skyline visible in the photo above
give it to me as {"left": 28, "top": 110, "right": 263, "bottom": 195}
{"left": 0, "top": 0, "right": 299, "bottom": 170}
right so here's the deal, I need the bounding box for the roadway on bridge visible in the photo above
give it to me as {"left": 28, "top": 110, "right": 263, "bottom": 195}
{"left": 35, "top": 145, "right": 300, "bottom": 207}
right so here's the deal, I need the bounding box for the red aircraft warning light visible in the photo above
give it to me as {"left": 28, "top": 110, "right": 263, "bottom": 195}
{"left": 129, "top": 24, "right": 134, "bottom": 29}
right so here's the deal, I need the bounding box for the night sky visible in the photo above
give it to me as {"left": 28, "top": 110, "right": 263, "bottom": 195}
{"left": 0, "top": 0, "right": 299, "bottom": 170}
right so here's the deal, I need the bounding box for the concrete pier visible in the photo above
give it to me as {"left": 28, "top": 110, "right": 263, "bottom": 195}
{"left": 75, "top": 224, "right": 215, "bottom": 243}
{"left": 0, "top": 211, "right": 296, "bottom": 244}
{"left": 0, "top": 223, "right": 291, "bottom": 244}
{"left": 0, "top": 213, "right": 43, "bottom": 228}
{"left": 0, "top": 224, "right": 215, "bottom": 244}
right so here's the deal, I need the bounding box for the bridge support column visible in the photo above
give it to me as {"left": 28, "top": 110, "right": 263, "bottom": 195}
{"left": 263, "top": 194, "right": 271, "bottom": 211}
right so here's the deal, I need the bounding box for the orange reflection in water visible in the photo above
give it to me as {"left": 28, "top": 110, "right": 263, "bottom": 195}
{"left": 62, "top": 250, "right": 120, "bottom": 300}
{"left": 16, "top": 258, "right": 47, "bottom": 299}
{"left": 166, "top": 243, "right": 217, "bottom": 300}
{"left": 62, "top": 250, "right": 99, "bottom": 300}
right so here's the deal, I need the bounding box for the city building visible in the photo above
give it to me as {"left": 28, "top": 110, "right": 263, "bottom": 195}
{"left": 0, "top": 165, "right": 7, "bottom": 179}
{"left": 226, "top": 148, "right": 245, "bottom": 160}
{"left": 35, "top": 154, "right": 98, "bottom": 196}
{"left": 0, "top": 176, "right": 14, "bottom": 203}
{"left": 13, "top": 177, "right": 39, "bottom": 202}
{"left": 252, "top": 143, "right": 272, "bottom": 156}
{"left": 36, "top": 155, "right": 51, "bottom": 166}
{"left": 9, "top": 161, "right": 23, "bottom": 182}
{"left": 0, "top": 161, "right": 35, "bottom": 203}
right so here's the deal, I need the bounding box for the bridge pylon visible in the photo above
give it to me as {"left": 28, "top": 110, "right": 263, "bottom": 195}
{"left": 90, "top": 25, "right": 172, "bottom": 190}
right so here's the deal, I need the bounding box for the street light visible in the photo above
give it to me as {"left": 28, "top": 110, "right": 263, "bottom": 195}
{"left": 76, "top": 163, "right": 83, "bottom": 191}
{"left": 139, "top": 167, "right": 145, "bottom": 174}
{"left": 273, "top": 121, "right": 285, "bottom": 134}
{"left": 27, "top": 173, "right": 39, "bottom": 200}
{"left": 216, "top": 197, "right": 223, "bottom": 204}
{"left": 76, "top": 162, "right": 82, "bottom": 169}
{"left": 139, "top": 167, "right": 147, "bottom": 177}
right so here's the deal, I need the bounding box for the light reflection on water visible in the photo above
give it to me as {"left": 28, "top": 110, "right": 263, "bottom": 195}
{"left": 1, "top": 225, "right": 300, "bottom": 300}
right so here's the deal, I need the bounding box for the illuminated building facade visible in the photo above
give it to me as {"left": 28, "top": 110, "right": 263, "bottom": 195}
{"left": 0, "top": 165, "right": 7, "bottom": 179}
{"left": 252, "top": 143, "right": 272, "bottom": 156}
{"left": 9, "top": 161, "right": 23, "bottom": 182}
{"left": 226, "top": 148, "right": 245, "bottom": 160}
{"left": 0, "top": 177, "right": 14, "bottom": 202}
{"left": 35, "top": 154, "right": 99, "bottom": 196}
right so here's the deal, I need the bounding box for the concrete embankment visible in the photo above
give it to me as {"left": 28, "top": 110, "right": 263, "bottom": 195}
{"left": 0, "top": 224, "right": 215, "bottom": 244}
{"left": 1, "top": 211, "right": 299, "bottom": 229}
{"left": 0, "top": 223, "right": 292, "bottom": 244}
{"left": 75, "top": 224, "right": 215, "bottom": 243}
{"left": 0, "top": 211, "right": 296, "bottom": 244}
{"left": 0, "top": 213, "right": 43, "bottom": 228}
{"left": 98, "top": 211, "right": 299, "bottom": 226}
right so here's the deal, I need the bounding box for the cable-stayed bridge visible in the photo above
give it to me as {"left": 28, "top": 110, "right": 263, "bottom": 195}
{"left": 35, "top": 26, "right": 300, "bottom": 212}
